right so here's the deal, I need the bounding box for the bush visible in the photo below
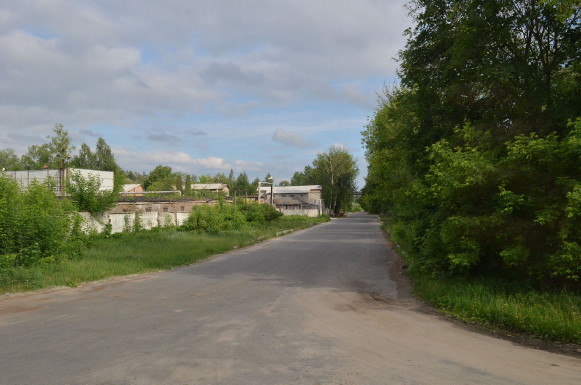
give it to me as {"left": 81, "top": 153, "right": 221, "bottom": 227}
{"left": 67, "top": 171, "right": 118, "bottom": 213}
{"left": 0, "top": 175, "right": 74, "bottom": 266}
{"left": 182, "top": 203, "right": 246, "bottom": 232}
{"left": 240, "top": 202, "right": 283, "bottom": 223}
{"left": 182, "top": 202, "right": 282, "bottom": 232}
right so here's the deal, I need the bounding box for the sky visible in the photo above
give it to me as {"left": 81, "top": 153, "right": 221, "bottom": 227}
{"left": 0, "top": 0, "right": 411, "bottom": 187}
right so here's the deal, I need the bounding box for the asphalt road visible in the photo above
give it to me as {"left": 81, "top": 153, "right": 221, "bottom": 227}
{"left": 0, "top": 212, "right": 579, "bottom": 385}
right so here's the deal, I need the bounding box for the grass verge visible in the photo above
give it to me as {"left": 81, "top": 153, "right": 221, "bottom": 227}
{"left": 0, "top": 215, "right": 329, "bottom": 296}
{"left": 410, "top": 273, "right": 581, "bottom": 344}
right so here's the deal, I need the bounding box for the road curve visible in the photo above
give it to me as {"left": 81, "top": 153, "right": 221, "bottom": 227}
{"left": 0, "top": 212, "right": 579, "bottom": 384}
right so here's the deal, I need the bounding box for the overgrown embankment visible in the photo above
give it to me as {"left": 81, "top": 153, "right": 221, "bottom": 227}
{"left": 384, "top": 219, "right": 581, "bottom": 344}
{"left": 361, "top": 2, "right": 580, "bottom": 344}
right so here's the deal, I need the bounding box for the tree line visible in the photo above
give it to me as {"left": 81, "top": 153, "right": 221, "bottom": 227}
{"left": 0, "top": 125, "right": 267, "bottom": 198}
{"left": 361, "top": 0, "right": 580, "bottom": 288}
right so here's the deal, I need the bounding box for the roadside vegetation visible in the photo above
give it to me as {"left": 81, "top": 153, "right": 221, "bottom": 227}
{"left": 410, "top": 271, "right": 581, "bottom": 343}
{"left": 0, "top": 176, "right": 329, "bottom": 295}
{"left": 363, "top": 1, "right": 580, "bottom": 343}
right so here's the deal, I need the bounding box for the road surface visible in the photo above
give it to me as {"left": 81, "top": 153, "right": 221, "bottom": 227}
{"left": 0, "top": 212, "right": 579, "bottom": 384}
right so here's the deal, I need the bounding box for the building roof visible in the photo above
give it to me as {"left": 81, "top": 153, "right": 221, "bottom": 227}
{"left": 191, "top": 183, "right": 229, "bottom": 190}
{"left": 258, "top": 185, "right": 322, "bottom": 194}
{"left": 122, "top": 184, "right": 141, "bottom": 192}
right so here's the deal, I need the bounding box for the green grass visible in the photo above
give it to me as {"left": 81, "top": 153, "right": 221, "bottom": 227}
{"left": 411, "top": 273, "right": 581, "bottom": 343}
{"left": 0, "top": 215, "right": 329, "bottom": 295}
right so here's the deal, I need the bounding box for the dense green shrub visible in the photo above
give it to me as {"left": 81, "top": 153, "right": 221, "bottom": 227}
{"left": 67, "top": 171, "right": 118, "bottom": 213}
{"left": 182, "top": 202, "right": 283, "bottom": 232}
{"left": 239, "top": 201, "right": 283, "bottom": 223}
{"left": 182, "top": 203, "right": 246, "bottom": 232}
{"left": 0, "top": 175, "right": 79, "bottom": 266}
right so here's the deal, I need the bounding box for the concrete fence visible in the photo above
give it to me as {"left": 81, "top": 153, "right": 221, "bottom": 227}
{"left": 277, "top": 208, "right": 321, "bottom": 217}
{"left": 78, "top": 211, "right": 192, "bottom": 234}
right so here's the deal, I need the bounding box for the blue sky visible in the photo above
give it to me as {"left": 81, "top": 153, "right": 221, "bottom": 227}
{"left": 0, "top": 0, "right": 411, "bottom": 187}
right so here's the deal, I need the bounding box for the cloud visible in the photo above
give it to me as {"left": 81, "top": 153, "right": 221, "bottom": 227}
{"left": 80, "top": 128, "right": 100, "bottom": 137}
{"left": 272, "top": 128, "right": 316, "bottom": 148}
{"left": 146, "top": 128, "right": 207, "bottom": 143}
{"left": 0, "top": 0, "right": 410, "bottom": 189}
{"left": 114, "top": 147, "right": 236, "bottom": 171}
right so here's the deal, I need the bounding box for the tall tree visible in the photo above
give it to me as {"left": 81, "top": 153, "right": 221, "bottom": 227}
{"left": 72, "top": 143, "right": 97, "bottom": 169}
{"left": 312, "top": 146, "right": 358, "bottom": 215}
{"left": 94, "top": 137, "right": 117, "bottom": 171}
{"left": 235, "top": 172, "right": 251, "bottom": 195}
{"left": 184, "top": 175, "right": 192, "bottom": 195}
{"left": 227, "top": 169, "right": 235, "bottom": 192}
{"left": 175, "top": 174, "right": 183, "bottom": 193}
{"left": 48, "top": 124, "right": 74, "bottom": 170}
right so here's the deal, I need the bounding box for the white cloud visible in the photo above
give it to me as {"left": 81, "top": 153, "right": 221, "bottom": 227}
{"left": 272, "top": 128, "right": 316, "bottom": 148}
{"left": 0, "top": 0, "right": 410, "bottom": 186}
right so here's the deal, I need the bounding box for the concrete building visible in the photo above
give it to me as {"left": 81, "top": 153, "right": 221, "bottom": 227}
{"left": 121, "top": 184, "right": 144, "bottom": 196}
{"left": 257, "top": 185, "right": 325, "bottom": 217}
{"left": 4, "top": 168, "right": 114, "bottom": 196}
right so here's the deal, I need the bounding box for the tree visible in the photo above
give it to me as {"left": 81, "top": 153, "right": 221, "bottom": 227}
{"left": 235, "top": 172, "right": 251, "bottom": 195}
{"left": 184, "top": 175, "right": 192, "bottom": 196}
{"left": 175, "top": 174, "right": 183, "bottom": 193}
{"left": 0, "top": 149, "right": 23, "bottom": 170}
{"left": 251, "top": 177, "right": 260, "bottom": 193}
{"left": 21, "top": 144, "right": 53, "bottom": 170}
{"left": 72, "top": 143, "right": 98, "bottom": 169}
{"left": 312, "top": 146, "right": 358, "bottom": 215}
{"left": 143, "top": 165, "right": 173, "bottom": 190}
{"left": 278, "top": 180, "right": 290, "bottom": 186}
{"left": 94, "top": 138, "right": 117, "bottom": 171}
{"left": 227, "top": 169, "right": 235, "bottom": 192}
{"left": 290, "top": 166, "right": 316, "bottom": 186}
{"left": 362, "top": 0, "right": 581, "bottom": 285}
{"left": 67, "top": 171, "right": 118, "bottom": 213}
{"left": 48, "top": 124, "right": 74, "bottom": 170}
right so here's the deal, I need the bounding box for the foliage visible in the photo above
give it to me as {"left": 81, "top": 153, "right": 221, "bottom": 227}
{"left": 0, "top": 175, "right": 79, "bottom": 266}
{"left": 239, "top": 201, "right": 283, "bottom": 223}
{"left": 0, "top": 149, "right": 24, "bottom": 170}
{"left": 143, "top": 165, "right": 173, "bottom": 190}
{"left": 49, "top": 123, "right": 75, "bottom": 170}
{"left": 0, "top": 215, "right": 328, "bottom": 295}
{"left": 362, "top": 1, "right": 580, "bottom": 287}
{"left": 67, "top": 171, "right": 119, "bottom": 213}
{"left": 182, "top": 202, "right": 282, "bottom": 232}
{"left": 411, "top": 273, "right": 581, "bottom": 343}
{"left": 293, "top": 146, "right": 358, "bottom": 215}
{"left": 234, "top": 172, "right": 252, "bottom": 196}
{"left": 184, "top": 175, "right": 192, "bottom": 195}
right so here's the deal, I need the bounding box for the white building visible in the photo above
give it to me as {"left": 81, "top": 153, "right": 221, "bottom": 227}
{"left": 5, "top": 168, "right": 114, "bottom": 195}
{"left": 191, "top": 183, "right": 230, "bottom": 195}
{"left": 257, "top": 185, "right": 325, "bottom": 217}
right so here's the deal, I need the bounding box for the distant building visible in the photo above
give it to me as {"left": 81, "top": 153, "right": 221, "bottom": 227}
{"left": 4, "top": 168, "right": 114, "bottom": 196}
{"left": 191, "top": 183, "right": 230, "bottom": 195}
{"left": 257, "top": 185, "right": 325, "bottom": 217}
{"left": 121, "top": 184, "right": 144, "bottom": 196}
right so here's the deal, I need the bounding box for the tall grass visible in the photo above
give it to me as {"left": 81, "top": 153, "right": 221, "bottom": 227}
{"left": 0, "top": 215, "right": 329, "bottom": 295}
{"left": 411, "top": 274, "right": 581, "bottom": 343}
